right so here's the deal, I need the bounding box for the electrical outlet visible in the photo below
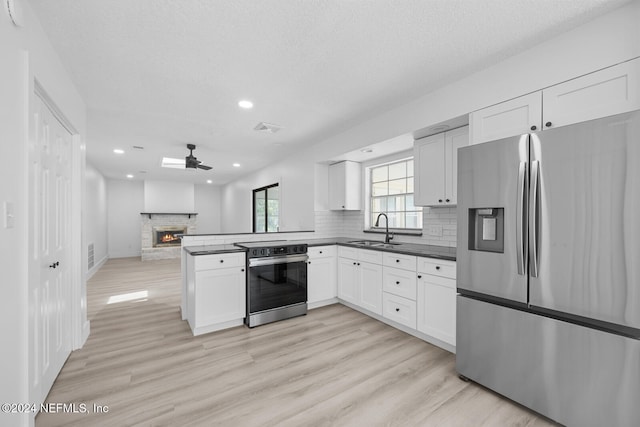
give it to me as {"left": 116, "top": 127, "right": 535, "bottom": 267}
{"left": 428, "top": 225, "right": 443, "bottom": 237}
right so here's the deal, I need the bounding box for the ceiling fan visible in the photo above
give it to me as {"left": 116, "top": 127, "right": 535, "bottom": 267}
{"left": 185, "top": 144, "right": 212, "bottom": 170}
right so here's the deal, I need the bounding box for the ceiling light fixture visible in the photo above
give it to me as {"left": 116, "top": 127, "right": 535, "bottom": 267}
{"left": 206, "top": 179, "right": 213, "bottom": 184}
{"left": 113, "top": 149, "right": 125, "bottom": 154}
{"left": 126, "top": 174, "right": 134, "bottom": 179}
{"left": 232, "top": 163, "right": 240, "bottom": 167}
{"left": 238, "top": 100, "right": 253, "bottom": 109}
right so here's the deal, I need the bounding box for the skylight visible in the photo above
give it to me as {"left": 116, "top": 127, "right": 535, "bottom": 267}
{"left": 161, "top": 157, "right": 186, "bottom": 169}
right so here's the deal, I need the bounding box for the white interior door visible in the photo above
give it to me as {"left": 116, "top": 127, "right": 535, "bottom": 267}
{"left": 29, "top": 94, "right": 73, "bottom": 405}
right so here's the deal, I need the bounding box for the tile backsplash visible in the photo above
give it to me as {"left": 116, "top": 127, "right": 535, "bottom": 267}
{"left": 314, "top": 207, "right": 457, "bottom": 247}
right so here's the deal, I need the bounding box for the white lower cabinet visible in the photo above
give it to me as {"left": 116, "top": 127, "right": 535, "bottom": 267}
{"left": 186, "top": 252, "right": 246, "bottom": 335}
{"left": 307, "top": 246, "right": 337, "bottom": 307}
{"left": 416, "top": 259, "right": 457, "bottom": 347}
{"left": 337, "top": 247, "right": 383, "bottom": 315}
{"left": 334, "top": 246, "right": 457, "bottom": 352}
{"left": 382, "top": 293, "right": 417, "bottom": 329}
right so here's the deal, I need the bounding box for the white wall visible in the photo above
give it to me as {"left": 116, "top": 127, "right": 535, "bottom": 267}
{"left": 1, "top": 1, "right": 87, "bottom": 425}
{"left": 144, "top": 180, "right": 195, "bottom": 213}
{"left": 194, "top": 184, "right": 221, "bottom": 234}
{"left": 85, "top": 163, "right": 108, "bottom": 275}
{"left": 220, "top": 149, "right": 315, "bottom": 233}
{"left": 108, "top": 179, "right": 144, "bottom": 258}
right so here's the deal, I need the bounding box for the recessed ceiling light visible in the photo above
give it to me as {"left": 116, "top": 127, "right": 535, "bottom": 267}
{"left": 238, "top": 100, "right": 253, "bottom": 109}
{"left": 232, "top": 163, "right": 240, "bottom": 168}
{"left": 126, "top": 174, "right": 134, "bottom": 179}
{"left": 206, "top": 179, "right": 213, "bottom": 184}
{"left": 113, "top": 149, "right": 125, "bottom": 154}
{"left": 161, "top": 157, "right": 186, "bottom": 169}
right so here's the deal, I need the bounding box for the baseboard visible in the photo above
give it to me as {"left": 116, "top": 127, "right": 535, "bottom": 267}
{"left": 308, "top": 298, "right": 339, "bottom": 310}
{"left": 87, "top": 255, "right": 108, "bottom": 280}
{"left": 337, "top": 299, "right": 456, "bottom": 354}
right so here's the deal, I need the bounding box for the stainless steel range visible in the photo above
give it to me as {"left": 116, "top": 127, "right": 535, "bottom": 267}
{"left": 235, "top": 241, "right": 308, "bottom": 327}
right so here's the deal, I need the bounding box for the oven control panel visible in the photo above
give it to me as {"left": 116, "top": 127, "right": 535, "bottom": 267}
{"left": 247, "top": 244, "right": 307, "bottom": 258}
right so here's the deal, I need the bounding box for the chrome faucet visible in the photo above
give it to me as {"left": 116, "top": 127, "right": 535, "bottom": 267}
{"left": 374, "top": 213, "right": 394, "bottom": 244}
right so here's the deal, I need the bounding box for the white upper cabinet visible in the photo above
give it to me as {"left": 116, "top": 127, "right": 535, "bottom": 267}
{"left": 469, "top": 92, "right": 542, "bottom": 145}
{"left": 329, "top": 160, "right": 362, "bottom": 210}
{"left": 469, "top": 58, "right": 640, "bottom": 144}
{"left": 414, "top": 126, "right": 469, "bottom": 206}
{"left": 543, "top": 58, "right": 640, "bottom": 130}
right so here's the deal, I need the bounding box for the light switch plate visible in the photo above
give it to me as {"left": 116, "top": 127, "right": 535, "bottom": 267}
{"left": 4, "top": 201, "right": 15, "bottom": 229}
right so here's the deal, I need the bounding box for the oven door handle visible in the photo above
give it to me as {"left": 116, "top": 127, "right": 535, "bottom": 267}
{"left": 248, "top": 254, "right": 309, "bottom": 267}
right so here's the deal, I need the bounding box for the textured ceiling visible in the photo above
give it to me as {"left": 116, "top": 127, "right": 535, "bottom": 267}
{"left": 29, "top": 0, "right": 630, "bottom": 184}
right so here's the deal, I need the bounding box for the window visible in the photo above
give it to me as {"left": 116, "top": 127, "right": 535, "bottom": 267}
{"left": 253, "top": 184, "right": 279, "bottom": 233}
{"left": 369, "top": 159, "right": 422, "bottom": 230}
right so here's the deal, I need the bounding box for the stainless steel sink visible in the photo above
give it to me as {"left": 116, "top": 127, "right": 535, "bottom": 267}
{"left": 348, "top": 240, "right": 400, "bottom": 247}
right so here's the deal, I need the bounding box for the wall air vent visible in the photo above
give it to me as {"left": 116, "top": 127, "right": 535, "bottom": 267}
{"left": 253, "top": 122, "right": 283, "bottom": 133}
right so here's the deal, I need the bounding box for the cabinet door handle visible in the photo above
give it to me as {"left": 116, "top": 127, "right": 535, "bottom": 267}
{"left": 396, "top": 259, "right": 400, "bottom": 263}
{"left": 220, "top": 259, "right": 224, "bottom": 263}
{"left": 357, "top": 262, "right": 360, "bottom": 266}
{"left": 545, "top": 121, "right": 552, "bottom": 128}
{"left": 435, "top": 266, "right": 441, "bottom": 270}
{"left": 530, "top": 125, "right": 537, "bottom": 131}
{"left": 395, "top": 281, "right": 400, "bottom": 285}
{"left": 308, "top": 261, "right": 311, "bottom": 264}
{"left": 417, "top": 275, "right": 422, "bottom": 279}
{"left": 395, "top": 308, "right": 400, "bottom": 312}
{"left": 241, "top": 268, "right": 245, "bottom": 272}
{"left": 438, "top": 199, "right": 443, "bottom": 203}
{"left": 353, "top": 262, "right": 357, "bottom": 265}
{"left": 319, "top": 251, "right": 323, "bottom": 254}
{"left": 445, "top": 199, "right": 450, "bottom": 203}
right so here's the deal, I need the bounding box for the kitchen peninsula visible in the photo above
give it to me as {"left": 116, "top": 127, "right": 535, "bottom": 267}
{"left": 182, "top": 235, "right": 458, "bottom": 353}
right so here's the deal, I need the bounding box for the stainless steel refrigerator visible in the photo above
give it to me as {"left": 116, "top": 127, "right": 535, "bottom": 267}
{"left": 456, "top": 110, "right": 640, "bottom": 427}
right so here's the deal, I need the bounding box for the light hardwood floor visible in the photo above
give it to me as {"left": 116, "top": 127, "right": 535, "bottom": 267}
{"left": 36, "top": 257, "right": 557, "bottom": 427}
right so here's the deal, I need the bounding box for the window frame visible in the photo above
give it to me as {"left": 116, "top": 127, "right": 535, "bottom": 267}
{"left": 367, "top": 157, "right": 422, "bottom": 232}
{"left": 252, "top": 183, "right": 279, "bottom": 233}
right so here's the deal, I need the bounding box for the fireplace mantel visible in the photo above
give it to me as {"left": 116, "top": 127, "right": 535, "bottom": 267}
{"left": 140, "top": 212, "right": 198, "bottom": 219}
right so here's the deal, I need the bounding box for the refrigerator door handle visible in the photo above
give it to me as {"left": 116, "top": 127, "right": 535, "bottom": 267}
{"left": 529, "top": 160, "right": 540, "bottom": 277}
{"left": 516, "top": 161, "right": 527, "bottom": 275}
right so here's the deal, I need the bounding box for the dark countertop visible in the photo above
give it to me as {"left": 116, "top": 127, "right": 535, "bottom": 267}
{"left": 288, "top": 237, "right": 457, "bottom": 261}
{"left": 183, "top": 237, "right": 456, "bottom": 261}
{"left": 183, "top": 244, "right": 245, "bottom": 255}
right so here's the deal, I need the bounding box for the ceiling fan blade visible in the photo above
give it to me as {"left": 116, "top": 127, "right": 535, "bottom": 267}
{"left": 197, "top": 164, "right": 212, "bottom": 170}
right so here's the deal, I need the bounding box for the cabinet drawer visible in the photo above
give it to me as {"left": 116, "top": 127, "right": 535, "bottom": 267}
{"left": 308, "top": 245, "right": 336, "bottom": 259}
{"left": 359, "top": 248, "right": 383, "bottom": 264}
{"left": 382, "top": 293, "right": 417, "bottom": 329}
{"left": 383, "top": 252, "right": 416, "bottom": 271}
{"left": 194, "top": 252, "right": 245, "bottom": 271}
{"left": 383, "top": 267, "right": 417, "bottom": 300}
{"left": 338, "top": 245, "right": 358, "bottom": 260}
{"left": 417, "top": 258, "right": 456, "bottom": 279}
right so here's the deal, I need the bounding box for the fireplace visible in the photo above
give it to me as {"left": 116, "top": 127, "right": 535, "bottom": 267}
{"left": 152, "top": 226, "right": 187, "bottom": 247}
